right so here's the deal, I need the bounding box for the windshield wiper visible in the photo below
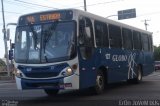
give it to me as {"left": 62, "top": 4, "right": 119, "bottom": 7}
{"left": 43, "top": 21, "right": 59, "bottom": 62}
{"left": 25, "top": 24, "right": 38, "bottom": 63}
{"left": 28, "top": 25, "right": 38, "bottom": 48}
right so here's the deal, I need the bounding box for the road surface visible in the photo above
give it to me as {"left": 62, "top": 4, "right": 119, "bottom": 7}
{"left": 0, "top": 71, "right": 160, "bottom": 106}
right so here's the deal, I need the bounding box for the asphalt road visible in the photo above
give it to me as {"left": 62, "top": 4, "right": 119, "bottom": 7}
{"left": 1, "top": 71, "right": 160, "bottom": 106}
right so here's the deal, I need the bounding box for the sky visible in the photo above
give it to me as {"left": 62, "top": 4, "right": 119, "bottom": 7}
{"left": 0, "top": 0, "right": 160, "bottom": 58}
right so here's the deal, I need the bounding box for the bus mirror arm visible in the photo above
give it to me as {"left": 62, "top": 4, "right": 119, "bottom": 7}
{"left": 6, "top": 29, "right": 10, "bottom": 41}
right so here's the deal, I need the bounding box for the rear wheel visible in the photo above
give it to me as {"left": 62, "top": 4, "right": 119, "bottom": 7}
{"left": 127, "top": 65, "right": 142, "bottom": 84}
{"left": 92, "top": 70, "right": 105, "bottom": 94}
{"left": 44, "top": 89, "right": 59, "bottom": 96}
{"left": 134, "top": 65, "right": 142, "bottom": 83}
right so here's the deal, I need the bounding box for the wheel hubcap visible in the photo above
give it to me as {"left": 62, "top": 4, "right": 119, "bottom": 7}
{"left": 97, "top": 75, "right": 103, "bottom": 89}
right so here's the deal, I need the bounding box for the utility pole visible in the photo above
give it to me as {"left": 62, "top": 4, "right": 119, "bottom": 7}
{"left": 7, "top": 23, "right": 17, "bottom": 79}
{"left": 84, "top": 0, "right": 87, "bottom": 11}
{"left": 143, "top": 19, "right": 150, "bottom": 31}
{"left": 1, "top": 0, "right": 10, "bottom": 76}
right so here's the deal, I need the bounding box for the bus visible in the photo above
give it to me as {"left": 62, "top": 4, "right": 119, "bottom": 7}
{"left": 11, "top": 9, "right": 154, "bottom": 95}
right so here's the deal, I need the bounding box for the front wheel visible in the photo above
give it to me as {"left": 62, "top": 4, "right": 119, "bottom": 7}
{"left": 44, "top": 89, "right": 59, "bottom": 96}
{"left": 92, "top": 71, "right": 105, "bottom": 94}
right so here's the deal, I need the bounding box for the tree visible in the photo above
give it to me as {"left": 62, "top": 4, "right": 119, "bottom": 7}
{"left": 0, "top": 58, "right": 6, "bottom": 66}
{"left": 154, "top": 45, "right": 160, "bottom": 61}
{"left": 0, "top": 58, "right": 6, "bottom": 72}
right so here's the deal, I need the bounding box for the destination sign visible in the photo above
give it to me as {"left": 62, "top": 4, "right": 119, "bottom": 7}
{"left": 40, "top": 13, "right": 61, "bottom": 21}
{"left": 26, "top": 13, "right": 61, "bottom": 23}
{"left": 26, "top": 16, "right": 35, "bottom": 23}
{"left": 18, "top": 10, "right": 73, "bottom": 25}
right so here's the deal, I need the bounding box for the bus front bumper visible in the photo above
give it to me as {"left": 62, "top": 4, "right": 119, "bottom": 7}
{"left": 15, "top": 74, "right": 79, "bottom": 90}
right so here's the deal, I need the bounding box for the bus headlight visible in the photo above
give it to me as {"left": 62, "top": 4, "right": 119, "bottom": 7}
{"left": 66, "top": 68, "right": 73, "bottom": 76}
{"left": 61, "top": 68, "right": 73, "bottom": 77}
{"left": 15, "top": 69, "right": 23, "bottom": 78}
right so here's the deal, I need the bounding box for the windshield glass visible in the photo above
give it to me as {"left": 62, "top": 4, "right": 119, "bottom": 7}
{"left": 15, "top": 21, "right": 76, "bottom": 63}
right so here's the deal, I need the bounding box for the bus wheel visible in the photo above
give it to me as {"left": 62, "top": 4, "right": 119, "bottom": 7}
{"left": 44, "top": 89, "right": 59, "bottom": 96}
{"left": 135, "top": 65, "right": 142, "bottom": 83}
{"left": 93, "top": 70, "right": 105, "bottom": 94}
{"left": 128, "top": 65, "right": 142, "bottom": 84}
{"left": 128, "top": 66, "right": 142, "bottom": 84}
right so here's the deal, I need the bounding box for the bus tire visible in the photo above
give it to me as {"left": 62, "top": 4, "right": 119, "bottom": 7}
{"left": 44, "top": 89, "right": 59, "bottom": 96}
{"left": 93, "top": 70, "right": 105, "bottom": 94}
{"left": 128, "top": 65, "right": 142, "bottom": 84}
{"left": 134, "top": 65, "right": 142, "bottom": 83}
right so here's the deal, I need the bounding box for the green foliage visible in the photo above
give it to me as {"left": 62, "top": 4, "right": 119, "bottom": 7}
{"left": 154, "top": 45, "right": 160, "bottom": 61}
{"left": 0, "top": 59, "right": 6, "bottom": 66}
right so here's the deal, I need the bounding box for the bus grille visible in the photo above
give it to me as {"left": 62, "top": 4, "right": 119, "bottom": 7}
{"left": 18, "top": 63, "right": 68, "bottom": 78}
{"left": 24, "top": 72, "right": 59, "bottom": 78}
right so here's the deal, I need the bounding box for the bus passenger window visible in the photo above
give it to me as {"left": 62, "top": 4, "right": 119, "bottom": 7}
{"left": 141, "top": 33, "right": 149, "bottom": 51}
{"left": 79, "top": 19, "right": 85, "bottom": 45}
{"left": 94, "top": 21, "right": 109, "bottom": 47}
{"left": 79, "top": 17, "right": 94, "bottom": 47}
{"left": 122, "top": 28, "right": 133, "bottom": 50}
{"left": 108, "top": 24, "right": 122, "bottom": 48}
{"left": 133, "top": 31, "right": 142, "bottom": 50}
{"left": 79, "top": 17, "right": 94, "bottom": 60}
{"left": 148, "top": 35, "right": 153, "bottom": 52}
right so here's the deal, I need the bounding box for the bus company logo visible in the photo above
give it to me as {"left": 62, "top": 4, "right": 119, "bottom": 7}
{"left": 26, "top": 67, "right": 32, "bottom": 72}
{"left": 128, "top": 53, "right": 137, "bottom": 79}
{"left": 50, "top": 66, "right": 55, "bottom": 70}
{"left": 105, "top": 53, "right": 136, "bottom": 63}
{"left": 105, "top": 54, "right": 128, "bottom": 62}
{"left": 112, "top": 55, "right": 127, "bottom": 62}
{"left": 105, "top": 53, "right": 137, "bottom": 79}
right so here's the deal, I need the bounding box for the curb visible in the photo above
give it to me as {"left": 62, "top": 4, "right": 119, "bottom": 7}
{"left": 0, "top": 76, "right": 15, "bottom": 83}
{"left": 0, "top": 80, "right": 15, "bottom": 83}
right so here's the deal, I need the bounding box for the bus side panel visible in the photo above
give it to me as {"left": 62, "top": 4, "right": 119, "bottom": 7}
{"left": 101, "top": 48, "right": 154, "bottom": 83}
{"left": 142, "top": 52, "right": 154, "bottom": 76}
{"left": 102, "top": 48, "right": 131, "bottom": 83}
{"left": 78, "top": 47, "right": 154, "bottom": 89}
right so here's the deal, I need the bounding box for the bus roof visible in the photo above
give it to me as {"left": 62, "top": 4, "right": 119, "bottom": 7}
{"left": 17, "top": 8, "right": 152, "bottom": 35}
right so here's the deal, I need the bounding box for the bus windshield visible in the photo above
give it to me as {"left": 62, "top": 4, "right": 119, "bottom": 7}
{"left": 15, "top": 21, "right": 76, "bottom": 63}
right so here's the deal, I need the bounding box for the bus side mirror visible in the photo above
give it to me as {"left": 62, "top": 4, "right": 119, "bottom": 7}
{"left": 6, "top": 29, "right": 10, "bottom": 41}
{"left": 11, "top": 43, "right": 15, "bottom": 49}
{"left": 9, "top": 49, "right": 13, "bottom": 60}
